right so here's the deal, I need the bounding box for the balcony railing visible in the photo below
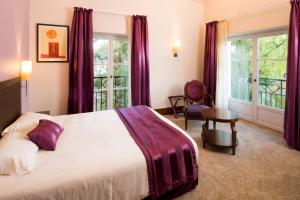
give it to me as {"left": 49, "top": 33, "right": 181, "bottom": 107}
{"left": 232, "top": 77, "right": 286, "bottom": 110}
{"left": 94, "top": 76, "right": 128, "bottom": 111}
{"left": 258, "top": 77, "right": 286, "bottom": 110}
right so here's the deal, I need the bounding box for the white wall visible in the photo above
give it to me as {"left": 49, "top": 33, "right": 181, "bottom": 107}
{"left": 0, "top": 0, "right": 29, "bottom": 81}
{"left": 0, "top": 0, "right": 29, "bottom": 112}
{"left": 29, "top": 0, "right": 205, "bottom": 115}
{"left": 204, "top": 0, "right": 289, "bottom": 34}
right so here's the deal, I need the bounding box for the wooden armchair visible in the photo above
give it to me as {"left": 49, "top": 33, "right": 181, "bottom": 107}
{"left": 184, "top": 80, "right": 214, "bottom": 130}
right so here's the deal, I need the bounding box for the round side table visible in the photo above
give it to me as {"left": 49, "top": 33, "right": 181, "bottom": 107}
{"left": 201, "top": 108, "right": 239, "bottom": 155}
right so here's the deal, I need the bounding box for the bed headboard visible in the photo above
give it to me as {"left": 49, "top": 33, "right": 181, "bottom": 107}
{"left": 0, "top": 77, "right": 21, "bottom": 134}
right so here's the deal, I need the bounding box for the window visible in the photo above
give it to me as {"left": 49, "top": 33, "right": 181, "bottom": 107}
{"left": 93, "top": 34, "right": 129, "bottom": 111}
{"left": 228, "top": 30, "right": 288, "bottom": 110}
{"left": 229, "top": 38, "right": 253, "bottom": 102}
{"left": 257, "top": 34, "right": 288, "bottom": 109}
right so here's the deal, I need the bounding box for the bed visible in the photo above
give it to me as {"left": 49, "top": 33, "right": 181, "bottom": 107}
{"left": 0, "top": 77, "right": 199, "bottom": 200}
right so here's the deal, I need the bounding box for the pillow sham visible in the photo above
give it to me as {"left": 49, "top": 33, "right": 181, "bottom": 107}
{"left": 2, "top": 112, "right": 54, "bottom": 136}
{"left": 0, "top": 131, "right": 38, "bottom": 175}
{"left": 27, "top": 119, "right": 64, "bottom": 151}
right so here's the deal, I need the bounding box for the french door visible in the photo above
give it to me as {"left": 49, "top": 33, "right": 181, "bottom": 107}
{"left": 228, "top": 29, "right": 288, "bottom": 131}
{"left": 93, "top": 34, "right": 130, "bottom": 111}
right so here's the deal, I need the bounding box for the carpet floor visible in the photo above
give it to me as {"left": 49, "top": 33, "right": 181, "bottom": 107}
{"left": 166, "top": 116, "right": 300, "bottom": 200}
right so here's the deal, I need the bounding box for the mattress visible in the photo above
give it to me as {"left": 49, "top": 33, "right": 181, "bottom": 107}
{"left": 0, "top": 109, "right": 198, "bottom": 200}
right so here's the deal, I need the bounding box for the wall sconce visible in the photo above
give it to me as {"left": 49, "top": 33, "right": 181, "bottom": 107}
{"left": 21, "top": 60, "right": 32, "bottom": 96}
{"left": 172, "top": 40, "right": 181, "bottom": 57}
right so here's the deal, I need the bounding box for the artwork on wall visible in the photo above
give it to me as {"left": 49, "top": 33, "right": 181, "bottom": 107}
{"left": 37, "top": 24, "right": 69, "bottom": 62}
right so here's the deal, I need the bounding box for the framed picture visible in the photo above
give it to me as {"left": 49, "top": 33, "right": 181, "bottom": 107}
{"left": 37, "top": 23, "right": 69, "bottom": 62}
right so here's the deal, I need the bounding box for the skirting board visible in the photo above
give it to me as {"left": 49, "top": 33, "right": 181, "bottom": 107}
{"left": 155, "top": 106, "right": 184, "bottom": 116}
{"left": 155, "top": 107, "right": 173, "bottom": 115}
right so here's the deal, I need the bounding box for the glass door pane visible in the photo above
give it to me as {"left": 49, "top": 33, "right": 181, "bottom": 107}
{"left": 257, "top": 34, "right": 288, "bottom": 109}
{"left": 230, "top": 39, "right": 253, "bottom": 102}
{"left": 112, "top": 39, "right": 129, "bottom": 109}
{"left": 93, "top": 38, "right": 109, "bottom": 111}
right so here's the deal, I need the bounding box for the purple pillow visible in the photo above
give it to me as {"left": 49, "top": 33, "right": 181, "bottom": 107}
{"left": 28, "top": 119, "right": 64, "bottom": 151}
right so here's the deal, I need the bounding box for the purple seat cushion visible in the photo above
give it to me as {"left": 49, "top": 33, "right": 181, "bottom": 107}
{"left": 28, "top": 120, "right": 64, "bottom": 151}
{"left": 186, "top": 104, "right": 210, "bottom": 118}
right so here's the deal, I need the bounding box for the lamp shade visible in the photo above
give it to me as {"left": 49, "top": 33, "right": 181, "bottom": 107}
{"left": 21, "top": 60, "right": 32, "bottom": 80}
{"left": 172, "top": 40, "right": 181, "bottom": 52}
{"left": 172, "top": 40, "right": 181, "bottom": 57}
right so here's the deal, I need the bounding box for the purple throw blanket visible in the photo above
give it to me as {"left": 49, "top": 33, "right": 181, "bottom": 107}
{"left": 116, "top": 106, "right": 198, "bottom": 199}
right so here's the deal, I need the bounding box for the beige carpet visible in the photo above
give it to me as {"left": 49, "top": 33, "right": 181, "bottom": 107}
{"left": 165, "top": 115, "right": 300, "bottom": 200}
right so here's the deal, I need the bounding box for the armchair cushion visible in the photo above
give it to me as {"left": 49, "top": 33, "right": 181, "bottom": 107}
{"left": 186, "top": 104, "right": 210, "bottom": 118}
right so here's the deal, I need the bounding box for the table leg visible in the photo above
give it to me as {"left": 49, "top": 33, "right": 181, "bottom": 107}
{"left": 213, "top": 121, "right": 216, "bottom": 129}
{"left": 206, "top": 119, "right": 209, "bottom": 130}
{"left": 202, "top": 119, "right": 209, "bottom": 148}
{"left": 230, "top": 121, "right": 237, "bottom": 155}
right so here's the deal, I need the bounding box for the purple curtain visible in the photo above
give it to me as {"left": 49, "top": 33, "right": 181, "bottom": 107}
{"left": 203, "top": 21, "right": 218, "bottom": 103}
{"left": 284, "top": 0, "right": 300, "bottom": 150}
{"left": 68, "top": 7, "right": 94, "bottom": 114}
{"left": 131, "top": 15, "right": 151, "bottom": 107}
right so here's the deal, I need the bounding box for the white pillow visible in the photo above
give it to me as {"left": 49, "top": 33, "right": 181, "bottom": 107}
{"left": 0, "top": 131, "right": 38, "bottom": 175}
{"left": 2, "top": 112, "right": 54, "bottom": 136}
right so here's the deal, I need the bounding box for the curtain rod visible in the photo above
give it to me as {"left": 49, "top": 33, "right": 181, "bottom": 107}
{"left": 93, "top": 9, "right": 129, "bottom": 17}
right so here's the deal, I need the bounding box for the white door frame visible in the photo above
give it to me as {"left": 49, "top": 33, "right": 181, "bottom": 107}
{"left": 228, "top": 28, "right": 288, "bottom": 132}
{"left": 94, "top": 33, "right": 129, "bottom": 110}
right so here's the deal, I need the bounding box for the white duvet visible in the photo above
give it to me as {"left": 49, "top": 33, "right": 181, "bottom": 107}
{"left": 0, "top": 109, "right": 198, "bottom": 200}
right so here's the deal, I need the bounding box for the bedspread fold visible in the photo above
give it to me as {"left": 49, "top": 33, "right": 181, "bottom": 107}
{"left": 116, "top": 106, "right": 198, "bottom": 199}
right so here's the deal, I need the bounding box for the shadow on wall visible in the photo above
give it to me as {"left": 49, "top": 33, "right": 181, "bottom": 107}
{"left": 0, "top": 0, "right": 30, "bottom": 111}
{"left": 0, "top": 0, "right": 29, "bottom": 81}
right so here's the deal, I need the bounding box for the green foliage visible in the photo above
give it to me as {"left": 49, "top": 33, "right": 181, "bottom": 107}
{"left": 258, "top": 60, "right": 287, "bottom": 79}
{"left": 94, "top": 40, "right": 108, "bottom": 64}
{"left": 231, "top": 39, "right": 253, "bottom": 101}
{"left": 93, "top": 38, "right": 129, "bottom": 110}
{"left": 230, "top": 34, "right": 288, "bottom": 109}
{"left": 231, "top": 39, "right": 253, "bottom": 60}
{"left": 258, "top": 34, "right": 288, "bottom": 59}
{"left": 113, "top": 89, "right": 128, "bottom": 109}
{"left": 258, "top": 34, "right": 288, "bottom": 79}
{"left": 94, "top": 77, "right": 107, "bottom": 90}
{"left": 231, "top": 35, "right": 288, "bottom": 81}
{"left": 113, "top": 40, "right": 128, "bottom": 64}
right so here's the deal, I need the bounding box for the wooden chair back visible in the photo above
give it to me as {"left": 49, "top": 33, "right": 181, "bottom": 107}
{"left": 184, "top": 80, "right": 207, "bottom": 104}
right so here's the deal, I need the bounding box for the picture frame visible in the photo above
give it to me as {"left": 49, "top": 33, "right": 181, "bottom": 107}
{"left": 37, "top": 23, "right": 69, "bottom": 62}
